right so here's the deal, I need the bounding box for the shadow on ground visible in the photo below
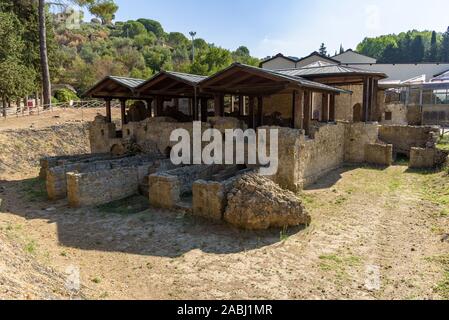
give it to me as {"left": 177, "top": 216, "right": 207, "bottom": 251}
{"left": 0, "top": 178, "right": 304, "bottom": 258}
{"left": 304, "top": 164, "right": 389, "bottom": 191}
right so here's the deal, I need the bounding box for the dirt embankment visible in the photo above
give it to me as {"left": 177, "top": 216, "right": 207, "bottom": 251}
{"left": 0, "top": 232, "right": 86, "bottom": 300}
{"left": 0, "top": 123, "right": 90, "bottom": 179}
{"left": 0, "top": 121, "right": 92, "bottom": 299}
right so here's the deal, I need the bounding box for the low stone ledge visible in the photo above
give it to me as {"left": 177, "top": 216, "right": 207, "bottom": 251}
{"left": 409, "top": 148, "right": 436, "bottom": 169}
{"left": 365, "top": 143, "right": 393, "bottom": 166}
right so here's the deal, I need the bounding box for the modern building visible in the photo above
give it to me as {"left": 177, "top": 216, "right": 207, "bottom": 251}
{"left": 261, "top": 49, "right": 449, "bottom": 126}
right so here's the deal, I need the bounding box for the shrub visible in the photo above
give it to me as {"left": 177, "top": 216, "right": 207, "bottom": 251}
{"left": 54, "top": 88, "right": 79, "bottom": 103}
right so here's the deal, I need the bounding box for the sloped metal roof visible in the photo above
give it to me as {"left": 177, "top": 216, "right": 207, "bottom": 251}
{"left": 275, "top": 64, "right": 386, "bottom": 78}
{"left": 108, "top": 76, "right": 146, "bottom": 89}
{"left": 200, "top": 63, "right": 350, "bottom": 94}
{"left": 164, "top": 71, "right": 208, "bottom": 85}
{"left": 432, "top": 70, "right": 449, "bottom": 82}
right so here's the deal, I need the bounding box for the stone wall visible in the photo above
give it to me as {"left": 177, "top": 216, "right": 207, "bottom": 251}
{"left": 46, "top": 154, "right": 162, "bottom": 200}
{"left": 407, "top": 105, "right": 423, "bottom": 126}
{"left": 382, "top": 103, "right": 408, "bottom": 125}
{"left": 39, "top": 153, "right": 112, "bottom": 179}
{"left": 66, "top": 158, "right": 174, "bottom": 207}
{"left": 148, "top": 165, "right": 225, "bottom": 209}
{"left": 365, "top": 143, "right": 393, "bottom": 166}
{"left": 298, "top": 123, "right": 346, "bottom": 187}
{"left": 409, "top": 148, "right": 436, "bottom": 169}
{"left": 409, "top": 148, "right": 449, "bottom": 169}
{"left": 335, "top": 84, "right": 364, "bottom": 122}
{"left": 67, "top": 167, "right": 139, "bottom": 207}
{"left": 379, "top": 125, "right": 439, "bottom": 156}
{"left": 344, "top": 122, "right": 380, "bottom": 163}
{"left": 263, "top": 94, "right": 292, "bottom": 119}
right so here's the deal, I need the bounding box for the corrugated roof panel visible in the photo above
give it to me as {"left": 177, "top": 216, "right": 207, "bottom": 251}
{"left": 109, "top": 76, "right": 146, "bottom": 89}
{"left": 165, "top": 71, "right": 208, "bottom": 84}
{"left": 275, "top": 64, "right": 386, "bottom": 78}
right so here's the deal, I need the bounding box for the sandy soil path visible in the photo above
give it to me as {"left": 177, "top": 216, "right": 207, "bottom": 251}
{"left": 1, "top": 164, "right": 448, "bottom": 299}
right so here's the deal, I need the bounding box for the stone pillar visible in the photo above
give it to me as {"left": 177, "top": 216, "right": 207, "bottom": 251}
{"left": 105, "top": 98, "right": 112, "bottom": 123}
{"left": 322, "top": 94, "right": 329, "bottom": 122}
{"left": 119, "top": 98, "right": 127, "bottom": 125}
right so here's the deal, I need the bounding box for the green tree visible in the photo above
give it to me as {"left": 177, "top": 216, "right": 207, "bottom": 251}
{"left": 426, "top": 31, "right": 438, "bottom": 62}
{"left": 440, "top": 27, "right": 449, "bottom": 62}
{"left": 319, "top": 43, "right": 327, "bottom": 56}
{"left": 410, "top": 35, "right": 425, "bottom": 62}
{"left": 88, "top": 0, "right": 118, "bottom": 25}
{"left": 122, "top": 20, "right": 147, "bottom": 38}
{"left": 191, "top": 46, "right": 232, "bottom": 75}
{"left": 339, "top": 44, "right": 344, "bottom": 54}
{"left": 136, "top": 18, "right": 165, "bottom": 39}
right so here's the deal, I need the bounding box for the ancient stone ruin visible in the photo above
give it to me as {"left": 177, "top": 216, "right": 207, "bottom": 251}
{"left": 38, "top": 64, "right": 449, "bottom": 230}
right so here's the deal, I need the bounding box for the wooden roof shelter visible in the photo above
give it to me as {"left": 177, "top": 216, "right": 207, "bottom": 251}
{"left": 198, "top": 63, "right": 350, "bottom": 131}
{"left": 135, "top": 71, "right": 209, "bottom": 98}
{"left": 84, "top": 76, "right": 147, "bottom": 100}
{"left": 199, "top": 63, "right": 348, "bottom": 96}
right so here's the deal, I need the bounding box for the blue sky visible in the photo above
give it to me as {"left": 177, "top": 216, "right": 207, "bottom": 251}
{"left": 81, "top": 0, "right": 449, "bottom": 59}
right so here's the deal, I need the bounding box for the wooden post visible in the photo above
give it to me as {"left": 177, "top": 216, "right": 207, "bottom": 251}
{"left": 105, "top": 99, "right": 112, "bottom": 123}
{"left": 238, "top": 95, "right": 245, "bottom": 116}
{"left": 362, "top": 77, "right": 369, "bottom": 122}
{"left": 145, "top": 99, "right": 153, "bottom": 117}
{"left": 248, "top": 96, "right": 255, "bottom": 129}
{"left": 303, "top": 90, "right": 311, "bottom": 135}
{"left": 156, "top": 96, "right": 164, "bottom": 116}
{"left": 257, "top": 96, "right": 264, "bottom": 127}
{"left": 193, "top": 98, "right": 199, "bottom": 121}
{"left": 214, "top": 94, "right": 224, "bottom": 117}
{"left": 201, "top": 98, "right": 208, "bottom": 122}
{"left": 292, "top": 90, "right": 303, "bottom": 129}
{"left": 329, "top": 94, "right": 336, "bottom": 122}
{"left": 322, "top": 94, "right": 329, "bottom": 122}
{"left": 120, "top": 99, "right": 127, "bottom": 125}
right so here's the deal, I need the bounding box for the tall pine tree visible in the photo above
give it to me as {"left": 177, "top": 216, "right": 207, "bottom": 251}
{"left": 440, "top": 27, "right": 449, "bottom": 62}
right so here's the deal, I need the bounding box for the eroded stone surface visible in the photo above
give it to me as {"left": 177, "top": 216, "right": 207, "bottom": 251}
{"left": 224, "top": 173, "right": 311, "bottom": 230}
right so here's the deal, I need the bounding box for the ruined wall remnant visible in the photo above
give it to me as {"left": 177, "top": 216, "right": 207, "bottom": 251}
{"left": 45, "top": 154, "right": 162, "bottom": 200}
{"left": 409, "top": 148, "right": 436, "bottom": 169}
{"left": 382, "top": 103, "right": 408, "bottom": 125}
{"left": 365, "top": 143, "right": 393, "bottom": 166}
{"left": 344, "top": 122, "right": 379, "bottom": 163}
{"left": 67, "top": 167, "right": 139, "bottom": 207}
{"left": 192, "top": 167, "right": 250, "bottom": 221}
{"left": 299, "top": 123, "right": 346, "bottom": 187}
{"left": 335, "top": 84, "right": 364, "bottom": 122}
{"left": 39, "top": 153, "right": 112, "bottom": 179}
{"left": 148, "top": 165, "right": 225, "bottom": 209}
{"left": 89, "top": 116, "right": 214, "bottom": 156}
{"left": 66, "top": 158, "right": 174, "bottom": 207}
{"left": 379, "top": 125, "right": 439, "bottom": 157}
{"left": 224, "top": 173, "right": 311, "bottom": 230}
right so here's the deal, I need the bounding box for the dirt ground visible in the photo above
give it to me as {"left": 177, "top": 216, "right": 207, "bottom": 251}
{"left": 0, "top": 114, "right": 448, "bottom": 300}
{"left": 0, "top": 107, "right": 120, "bottom": 131}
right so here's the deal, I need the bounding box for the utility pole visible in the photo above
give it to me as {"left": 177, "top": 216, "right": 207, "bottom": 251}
{"left": 189, "top": 31, "right": 197, "bottom": 62}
